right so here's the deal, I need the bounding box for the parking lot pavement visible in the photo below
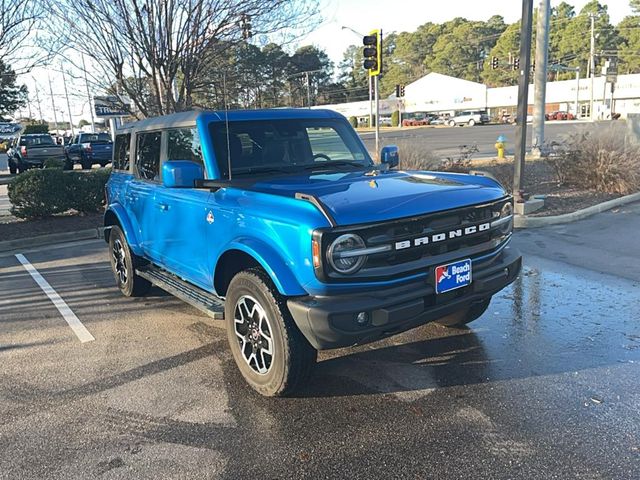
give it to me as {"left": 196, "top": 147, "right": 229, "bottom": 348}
{"left": 1, "top": 209, "right": 639, "bottom": 479}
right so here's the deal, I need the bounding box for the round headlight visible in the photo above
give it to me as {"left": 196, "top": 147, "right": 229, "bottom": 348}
{"left": 327, "top": 234, "right": 367, "bottom": 274}
{"left": 501, "top": 201, "right": 513, "bottom": 218}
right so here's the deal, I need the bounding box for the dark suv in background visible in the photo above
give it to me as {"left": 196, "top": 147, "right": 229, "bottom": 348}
{"left": 64, "top": 132, "right": 113, "bottom": 170}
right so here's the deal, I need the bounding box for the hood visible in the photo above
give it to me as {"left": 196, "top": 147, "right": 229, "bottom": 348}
{"left": 250, "top": 170, "right": 507, "bottom": 226}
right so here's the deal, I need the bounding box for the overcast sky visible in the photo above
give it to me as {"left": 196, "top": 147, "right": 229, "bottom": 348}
{"left": 17, "top": 0, "right": 633, "bottom": 125}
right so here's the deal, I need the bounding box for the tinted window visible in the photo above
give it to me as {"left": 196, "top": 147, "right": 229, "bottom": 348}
{"left": 80, "top": 133, "right": 112, "bottom": 144}
{"left": 113, "top": 133, "right": 131, "bottom": 171}
{"left": 20, "top": 135, "right": 55, "bottom": 146}
{"left": 209, "top": 119, "right": 370, "bottom": 178}
{"left": 167, "top": 128, "right": 203, "bottom": 165}
{"left": 135, "top": 131, "right": 161, "bottom": 181}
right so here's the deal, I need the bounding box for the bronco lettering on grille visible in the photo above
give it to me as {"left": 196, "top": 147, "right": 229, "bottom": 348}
{"left": 394, "top": 222, "right": 491, "bottom": 251}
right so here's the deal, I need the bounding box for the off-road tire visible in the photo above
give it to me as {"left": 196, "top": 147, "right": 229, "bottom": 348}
{"left": 225, "top": 268, "right": 317, "bottom": 397}
{"left": 108, "top": 225, "right": 151, "bottom": 297}
{"left": 436, "top": 298, "right": 491, "bottom": 327}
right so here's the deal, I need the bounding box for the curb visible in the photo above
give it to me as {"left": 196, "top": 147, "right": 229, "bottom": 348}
{"left": 0, "top": 227, "right": 104, "bottom": 253}
{"left": 0, "top": 176, "right": 14, "bottom": 185}
{"left": 515, "top": 192, "right": 640, "bottom": 228}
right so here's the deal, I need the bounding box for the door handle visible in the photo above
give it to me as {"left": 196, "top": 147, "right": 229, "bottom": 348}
{"left": 157, "top": 202, "right": 170, "bottom": 211}
{"left": 125, "top": 194, "right": 137, "bottom": 202}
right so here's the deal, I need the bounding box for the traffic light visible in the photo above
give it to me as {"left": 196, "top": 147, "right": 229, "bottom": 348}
{"left": 513, "top": 57, "right": 520, "bottom": 71}
{"left": 491, "top": 56, "right": 499, "bottom": 70}
{"left": 363, "top": 29, "right": 382, "bottom": 76}
{"left": 395, "top": 84, "right": 406, "bottom": 97}
{"left": 240, "top": 14, "right": 252, "bottom": 39}
{"left": 400, "top": 85, "right": 405, "bottom": 97}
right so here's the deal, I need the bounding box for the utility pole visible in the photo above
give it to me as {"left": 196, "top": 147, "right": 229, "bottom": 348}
{"left": 575, "top": 67, "right": 580, "bottom": 117}
{"left": 81, "top": 54, "right": 96, "bottom": 132}
{"left": 304, "top": 71, "right": 311, "bottom": 109}
{"left": 514, "top": 0, "right": 534, "bottom": 204}
{"left": 589, "top": 13, "right": 597, "bottom": 121}
{"left": 32, "top": 78, "right": 43, "bottom": 121}
{"left": 61, "top": 66, "right": 75, "bottom": 136}
{"left": 48, "top": 74, "right": 59, "bottom": 134}
{"left": 531, "top": 0, "right": 550, "bottom": 155}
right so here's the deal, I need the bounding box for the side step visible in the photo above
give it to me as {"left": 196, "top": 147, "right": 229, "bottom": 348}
{"left": 136, "top": 265, "right": 225, "bottom": 320}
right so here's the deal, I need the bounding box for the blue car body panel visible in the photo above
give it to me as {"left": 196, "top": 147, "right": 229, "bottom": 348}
{"left": 105, "top": 109, "right": 510, "bottom": 298}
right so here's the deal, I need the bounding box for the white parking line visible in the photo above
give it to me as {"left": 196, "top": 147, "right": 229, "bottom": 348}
{"left": 15, "top": 253, "right": 95, "bottom": 343}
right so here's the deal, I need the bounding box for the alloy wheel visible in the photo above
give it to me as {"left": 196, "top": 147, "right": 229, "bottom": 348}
{"left": 233, "top": 295, "right": 274, "bottom": 375}
{"left": 112, "top": 238, "right": 128, "bottom": 285}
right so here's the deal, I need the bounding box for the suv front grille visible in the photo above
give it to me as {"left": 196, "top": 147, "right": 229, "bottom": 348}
{"left": 317, "top": 198, "right": 510, "bottom": 282}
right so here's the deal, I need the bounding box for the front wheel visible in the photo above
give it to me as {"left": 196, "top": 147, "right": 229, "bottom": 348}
{"left": 8, "top": 160, "right": 16, "bottom": 174}
{"left": 81, "top": 158, "right": 93, "bottom": 170}
{"left": 448, "top": 120, "right": 456, "bottom": 127}
{"left": 435, "top": 298, "right": 491, "bottom": 327}
{"left": 468, "top": 119, "right": 476, "bottom": 126}
{"left": 108, "top": 225, "right": 151, "bottom": 297}
{"left": 225, "top": 269, "right": 317, "bottom": 397}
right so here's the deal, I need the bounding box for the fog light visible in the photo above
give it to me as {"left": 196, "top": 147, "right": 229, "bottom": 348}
{"left": 355, "top": 311, "right": 369, "bottom": 326}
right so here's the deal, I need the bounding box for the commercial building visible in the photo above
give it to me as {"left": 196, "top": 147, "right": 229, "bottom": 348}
{"left": 315, "top": 72, "right": 640, "bottom": 121}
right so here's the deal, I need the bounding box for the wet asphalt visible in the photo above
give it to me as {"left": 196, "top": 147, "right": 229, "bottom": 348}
{"left": 0, "top": 203, "right": 639, "bottom": 479}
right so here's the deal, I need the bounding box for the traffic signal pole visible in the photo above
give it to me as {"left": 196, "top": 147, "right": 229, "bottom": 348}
{"left": 514, "top": 0, "right": 534, "bottom": 204}
{"left": 375, "top": 74, "right": 380, "bottom": 161}
{"left": 532, "top": 0, "right": 550, "bottom": 155}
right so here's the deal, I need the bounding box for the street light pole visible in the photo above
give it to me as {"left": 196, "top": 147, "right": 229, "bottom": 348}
{"left": 48, "top": 74, "right": 59, "bottom": 134}
{"left": 514, "top": 0, "right": 534, "bottom": 204}
{"left": 532, "top": 0, "right": 550, "bottom": 155}
{"left": 61, "top": 66, "right": 75, "bottom": 136}
{"left": 81, "top": 54, "right": 96, "bottom": 132}
{"left": 589, "top": 13, "right": 597, "bottom": 121}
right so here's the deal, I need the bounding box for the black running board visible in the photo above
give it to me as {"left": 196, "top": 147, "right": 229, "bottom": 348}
{"left": 136, "top": 265, "right": 225, "bottom": 320}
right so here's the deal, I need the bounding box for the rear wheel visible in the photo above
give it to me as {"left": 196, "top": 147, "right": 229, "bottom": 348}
{"left": 108, "top": 225, "right": 151, "bottom": 297}
{"left": 8, "top": 160, "right": 16, "bottom": 174}
{"left": 468, "top": 119, "right": 476, "bottom": 126}
{"left": 225, "top": 269, "right": 317, "bottom": 397}
{"left": 63, "top": 156, "right": 74, "bottom": 170}
{"left": 81, "top": 158, "right": 93, "bottom": 170}
{"left": 448, "top": 120, "right": 456, "bottom": 127}
{"left": 436, "top": 298, "right": 491, "bottom": 327}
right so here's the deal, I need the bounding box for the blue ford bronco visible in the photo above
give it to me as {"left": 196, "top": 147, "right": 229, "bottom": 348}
{"left": 104, "top": 109, "right": 521, "bottom": 396}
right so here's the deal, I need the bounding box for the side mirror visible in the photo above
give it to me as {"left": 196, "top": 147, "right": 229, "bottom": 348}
{"left": 162, "top": 160, "right": 204, "bottom": 188}
{"left": 380, "top": 145, "right": 399, "bottom": 169}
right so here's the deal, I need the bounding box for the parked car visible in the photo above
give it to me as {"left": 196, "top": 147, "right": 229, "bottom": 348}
{"left": 64, "top": 132, "right": 113, "bottom": 170}
{"left": 104, "top": 109, "right": 521, "bottom": 396}
{"left": 545, "top": 111, "right": 574, "bottom": 121}
{"left": 7, "top": 134, "right": 65, "bottom": 174}
{"left": 448, "top": 110, "right": 490, "bottom": 126}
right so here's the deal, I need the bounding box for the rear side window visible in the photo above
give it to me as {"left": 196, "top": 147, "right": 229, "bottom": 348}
{"left": 113, "top": 133, "right": 131, "bottom": 171}
{"left": 167, "top": 128, "right": 203, "bottom": 165}
{"left": 135, "top": 131, "right": 161, "bottom": 181}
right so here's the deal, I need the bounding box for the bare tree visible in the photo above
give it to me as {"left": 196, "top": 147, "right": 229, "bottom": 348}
{"left": 0, "top": 0, "right": 47, "bottom": 71}
{"left": 49, "top": 0, "right": 319, "bottom": 118}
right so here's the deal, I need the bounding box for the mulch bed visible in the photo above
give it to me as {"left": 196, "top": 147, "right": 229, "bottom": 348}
{"left": 0, "top": 212, "right": 103, "bottom": 242}
{"left": 472, "top": 158, "right": 623, "bottom": 217}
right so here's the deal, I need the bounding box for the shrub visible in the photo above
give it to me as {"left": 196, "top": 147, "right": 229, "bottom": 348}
{"left": 545, "top": 125, "right": 640, "bottom": 195}
{"left": 348, "top": 116, "right": 358, "bottom": 129}
{"left": 8, "top": 169, "right": 70, "bottom": 218}
{"left": 8, "top": 168, "right": 111, "bottom": 219}
{"left": 391, "top": 110, "right": 399, "bottom": 127}
{"left": 396, "top": 141, "right": 440, "bottom": 171}
{"left": 44, "top": 158, "right": 65, "bottom": 169}
{"left": 23, "top": 123, "right": 49, "bottom": 134}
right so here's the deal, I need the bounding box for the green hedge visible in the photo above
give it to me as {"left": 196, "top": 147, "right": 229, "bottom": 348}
{"left": 23, "top": 123, "right": 49, "bottom": 134}
{"left": 8, "top": 168, "right": 111, "bottom": 219}
{"left": 391, "top": 110, "right": 400, "bottom": 127}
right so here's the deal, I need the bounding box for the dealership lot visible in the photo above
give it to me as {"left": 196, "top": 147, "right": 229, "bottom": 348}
{"left": 1, "top": 204, "right": 640, "bottom": 479}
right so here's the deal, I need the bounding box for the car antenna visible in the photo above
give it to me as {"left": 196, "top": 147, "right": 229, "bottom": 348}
{"left": 222, "top": 71, "right": 232, "bottom": 181}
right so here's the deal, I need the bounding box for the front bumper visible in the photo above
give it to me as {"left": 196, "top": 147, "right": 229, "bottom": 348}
{"left": 288, "top": 246, "right": 522, "bottom": 350}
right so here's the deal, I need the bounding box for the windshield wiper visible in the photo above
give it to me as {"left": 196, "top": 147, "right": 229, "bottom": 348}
{"left": 302, "top": 160, "right": 369, "bottom": 171}
{"left": 234, "top": 166, "right": 294, "bottom": 175}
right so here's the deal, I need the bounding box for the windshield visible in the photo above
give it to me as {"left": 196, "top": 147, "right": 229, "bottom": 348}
{"left": 20, "top": 135, "right": 55, "bottom": 146}
{"left": 80, "top": 133, "right": 112, "bottom": 144}
{"left": 209, "top": 119, "right": 372, "bottom": 178}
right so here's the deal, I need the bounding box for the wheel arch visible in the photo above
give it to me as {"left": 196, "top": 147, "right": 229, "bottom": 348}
{"left": 103, "top": 205, "right": 143, "bottom": 256}
{"left": 214, "top": 241, "right": 306, "bottom": 298}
